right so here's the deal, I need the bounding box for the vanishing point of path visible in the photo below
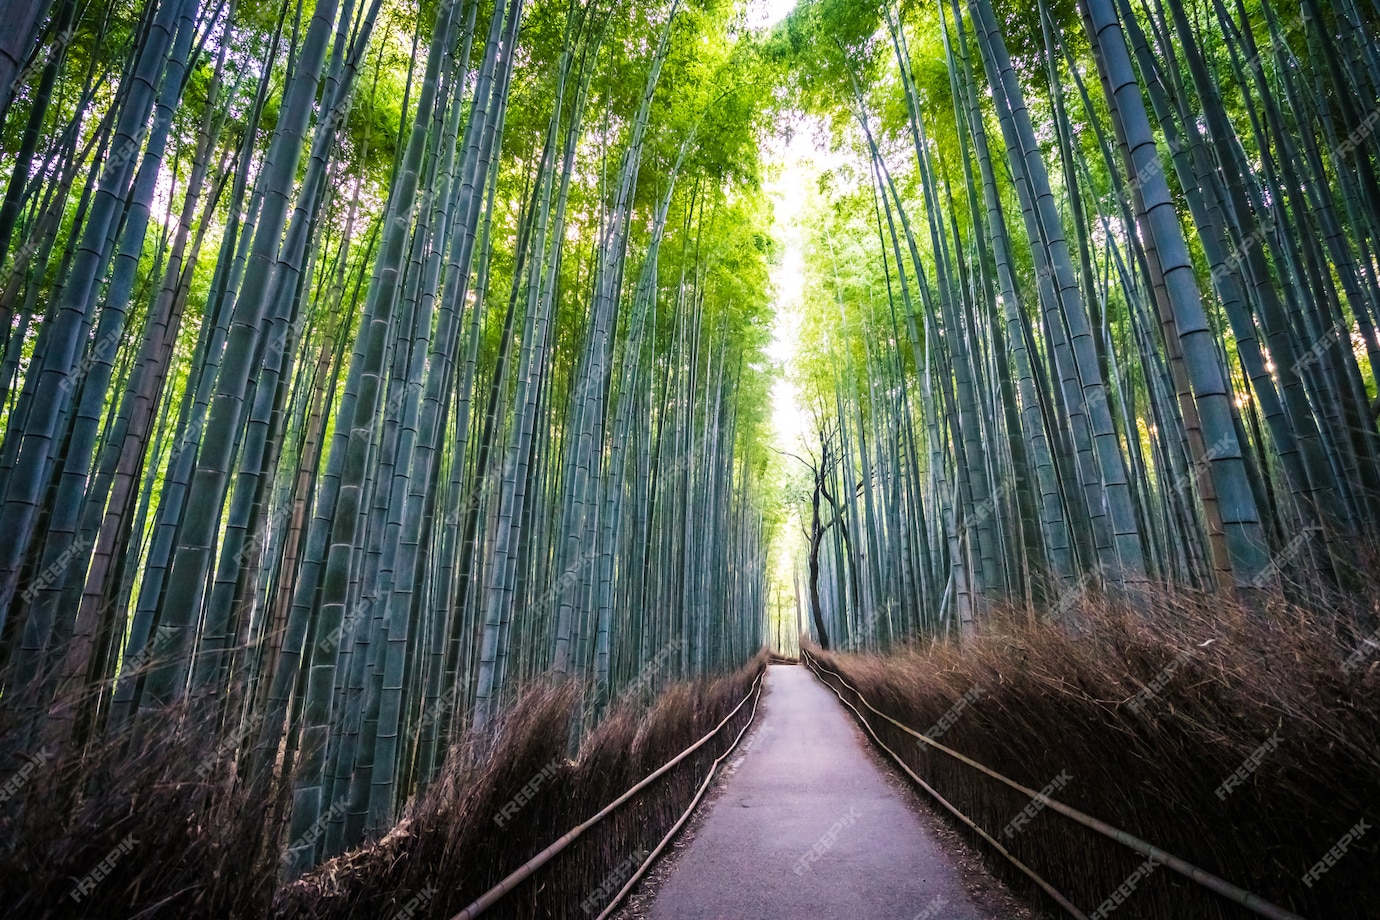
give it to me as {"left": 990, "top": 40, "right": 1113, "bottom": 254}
{"left": 649, "top": 665, "right": 1009, "bottom": 920}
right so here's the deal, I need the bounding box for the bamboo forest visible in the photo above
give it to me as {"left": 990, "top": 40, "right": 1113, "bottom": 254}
{"left": 1, "top": 0, "right": 1377, "bottom": 916}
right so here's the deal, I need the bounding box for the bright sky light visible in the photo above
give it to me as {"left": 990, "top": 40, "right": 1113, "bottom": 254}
{"left": 745, "top": 0, "right": 797, "bottom": 30}
{"left": 764, "top": 124, "right": 812, "bottom": 460}
{"left": 763, "top": 114, "right": 851, "bottom": 460}
{"left": 763, "top": 121, "right": 815, "bottom": 650}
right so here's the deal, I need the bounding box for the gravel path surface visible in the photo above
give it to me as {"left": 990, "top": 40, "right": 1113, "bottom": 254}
{"left": 644, "top": 664, "right": 1021, "bottom": 920}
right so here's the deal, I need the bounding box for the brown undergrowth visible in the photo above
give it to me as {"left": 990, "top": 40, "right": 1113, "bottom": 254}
{"left": 808, "top": 587, "right": 1379, "bottom": 920}
{"left": 0, "top": 702, "right": 282, "bottom": 918}
{"left": 0, "top": 651, "right": 765, "bottom": 919}
{"left": 275, "top": 653, "right": 765, "bottom": 920}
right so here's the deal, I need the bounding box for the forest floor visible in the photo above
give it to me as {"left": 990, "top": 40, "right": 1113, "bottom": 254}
{"left": 614, "top": 664, "right": 1040, "bottom": 920}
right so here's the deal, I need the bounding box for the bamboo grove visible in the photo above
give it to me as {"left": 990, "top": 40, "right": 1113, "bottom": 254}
{"left": 776, "top": 0, "right": 1380, "bottom": 649}
{"left": 0, "top": 0, "right": 777, "bottom": 873}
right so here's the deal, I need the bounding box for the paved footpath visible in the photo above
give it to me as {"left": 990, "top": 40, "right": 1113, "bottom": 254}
{"left": 649, "top": 664, "right": 999, "bottom": 920}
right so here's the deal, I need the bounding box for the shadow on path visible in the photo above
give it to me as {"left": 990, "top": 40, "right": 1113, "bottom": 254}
{"left": 649, "top": 664, "right": 1001, "bottom": 920}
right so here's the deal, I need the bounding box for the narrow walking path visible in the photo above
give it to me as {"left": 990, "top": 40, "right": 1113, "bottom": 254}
{"left": 648, "top": 665, "right": 1006, "bottom": 920}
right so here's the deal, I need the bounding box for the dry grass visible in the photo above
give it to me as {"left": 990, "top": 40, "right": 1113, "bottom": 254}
{"left": 0, "top": 705, "right": 281, "bottom": 918}
{"left": 277, "top": 654, "right": 765, "bottom": 919}
{"left": 809, "top": 587, "right": 1380, "bottom": 919}
{"left": 0, "top": 652, "right": 766, "bottom": 919}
